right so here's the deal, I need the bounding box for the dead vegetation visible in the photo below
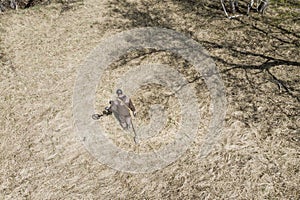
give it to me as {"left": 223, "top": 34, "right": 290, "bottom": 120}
{"left": 0, "top": 0, "right": 299, "bottom": 199}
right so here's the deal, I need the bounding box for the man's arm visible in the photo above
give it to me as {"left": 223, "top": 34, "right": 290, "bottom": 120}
{"left": 104, "top": 100, "right": 114, "bottom": 115}
{"left": 128, "top": 99, "right": 136, "bottom": 113}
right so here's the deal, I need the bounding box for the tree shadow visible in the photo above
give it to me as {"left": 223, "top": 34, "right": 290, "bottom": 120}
{"left": 104, "top": 0, "right": 300, "bottom": 123}
{"left": 105, "top": 0, "right": 174, "bottom": 28}
{"left": 198, "top": 38, "right": 299, "bottom": 101}
{"left": 234, "top": 17, "right": 300, "bottom": 47}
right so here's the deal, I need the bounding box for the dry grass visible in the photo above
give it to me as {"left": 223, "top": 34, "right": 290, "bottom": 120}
{"left": 0, "top": 0, "right": 299, "bottom": 199}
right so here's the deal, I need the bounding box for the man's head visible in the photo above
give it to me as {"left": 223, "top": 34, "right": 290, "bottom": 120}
{"left": 116, "top": 89, "right": 123, "bottom": 96}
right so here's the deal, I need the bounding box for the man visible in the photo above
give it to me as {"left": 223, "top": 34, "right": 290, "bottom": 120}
{"left": 106, "top": 89, "right": 136, "bottom": 130}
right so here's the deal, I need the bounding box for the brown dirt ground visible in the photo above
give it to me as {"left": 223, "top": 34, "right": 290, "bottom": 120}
{"left": 0, "top": 0, "right": 299, "bottom": 199}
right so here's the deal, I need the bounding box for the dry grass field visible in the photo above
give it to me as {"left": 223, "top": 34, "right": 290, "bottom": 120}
{"left": 0, "top": 0, "right": 299, "bottom": 199}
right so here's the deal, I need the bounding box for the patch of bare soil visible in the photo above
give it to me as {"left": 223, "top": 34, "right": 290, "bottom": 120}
{"left": 0, "top": 0, "right": 299, "bottom": 199}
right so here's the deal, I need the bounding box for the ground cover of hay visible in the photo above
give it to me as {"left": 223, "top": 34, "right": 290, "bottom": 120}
{"left": 0, "top": 0, "right": 299, "bottom": 199}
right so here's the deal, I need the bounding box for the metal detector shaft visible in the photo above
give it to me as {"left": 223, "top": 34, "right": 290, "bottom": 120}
{"left": 131, "top": 120, "right": 138, "bottom": 144}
